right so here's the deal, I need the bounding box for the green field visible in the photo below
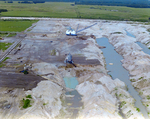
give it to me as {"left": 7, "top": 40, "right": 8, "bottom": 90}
{"left": 0, "top": 42, "right": 12, "bottom": 51}
{"left": 0, "top": 1, "right": 150, "bottom": 21}
{"left": 0, "top": 19, "right": 37, "bottom": 32}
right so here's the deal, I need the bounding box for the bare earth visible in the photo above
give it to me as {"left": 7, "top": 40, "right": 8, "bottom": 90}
{"left": 0, "top": 18, "right": 150, "bottom": 119}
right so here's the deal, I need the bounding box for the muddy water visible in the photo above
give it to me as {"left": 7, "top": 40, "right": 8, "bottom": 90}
{"left": 63, "top": 77, "right": 82, "bottom": 119}
{"left": 96, "top": 37, "right": 149, "bottom": 119}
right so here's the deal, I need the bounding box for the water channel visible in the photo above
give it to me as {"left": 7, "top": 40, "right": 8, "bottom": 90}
{"left": 125, "top": 30, "right": 150, "bottom": 55}
{"left": 96, "top": 37, "right": 149, "bottom": 119}
{"left": 63, "top": 77, "right": 82, "bottom": 119}
{"left": 136, "top": 42, "right": 150, "bottom": 54}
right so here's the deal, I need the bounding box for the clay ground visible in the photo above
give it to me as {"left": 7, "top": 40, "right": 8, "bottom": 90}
{"left": 0, "top": 20, "right": 101, "bottom": 90}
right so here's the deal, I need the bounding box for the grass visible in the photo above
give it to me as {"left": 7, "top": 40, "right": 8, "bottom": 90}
{"left": 0, "top": 57, "right": 10, "bottom": 68}
{"left": 0, "top": 19, "right": 38, "bottom": 32}
{"left": 0, "top": 33, "right": 8, "bottom": 37}
{"left": 0, "top": 1, "right": 150, "bottom": 22}
{"left": 7, "top": 33, "right": 17, "bottom": 37}
{"left": 0, "top": 42, "right": 12, "bottom": 51}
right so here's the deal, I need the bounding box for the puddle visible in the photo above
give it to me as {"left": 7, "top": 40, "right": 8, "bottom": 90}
{"left": 96, "top": 37, "right": 148, "bottom": 119}
{"left": 63, "top": 77, "right": 78, "bottom": 89}
{"left": 63, "top": 77, "right": 82, "bottom": 119}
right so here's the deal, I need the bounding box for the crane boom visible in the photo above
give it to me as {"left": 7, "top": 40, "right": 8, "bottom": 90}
{"left": 76, "top": 23, "right": 97, "bottom": 33}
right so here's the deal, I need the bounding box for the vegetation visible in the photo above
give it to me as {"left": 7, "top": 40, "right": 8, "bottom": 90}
{"left": 147, "top": 104, "right": 149, "bottom": 107}
{"left": 112, "top": 32, "right": 123, "bottom": 34}
{"left": 22, "top": 95, "right": 33, "bottom": 109}
{"left": 0, "top": 57, "right": 10, "bottom": 68}
{"left": 120, "top": 101, "right": 126, "bottom": 108}
{"left": 75, "top": 0, "right": 150, "bottom": 8}
{"left": 0, "top": 42, "right": 12, "bottom": 51}
{"left": 145, "top": 41, "right": 150, "bottom": 45}
{"left": 136, "top": 107, "right": 140, "bottom": 112}
{"left": 147, "top": 28, "right": 150, "bottom": 32}
{"left": 126, "top": 110, "right": 133, "bottom": 118}
{"left": 22, "top": 98, "right": 32, "bottom": 109}
{"left": 7, "top": 33, "right": 17, "bottom": 37}
{"left": 50, "top": 49, "right": 56, "bottom": 56}
{"left": 147, "top": 95, "right": 150, "bottom": 100}
{"left": 0, "top": 1, "right": 150, "bottom": 22}
{"left": 0, "top": 19, "right": 38, "bottom": 32}
{"left": 130, "top": 79, "right": 136, "bottom": 82}
{"left": 139, "top": 91, "right": 143, "bottom": 95}
{"left": 26, "top": 95, "right": 32, "bottom": 99}
{"left": 139, "top": 77, "right": 144, "bottom": 80}
{"left": 0, "top": 9, "right": 7, "bottom": 12}
{"left": 0, "top": 32, "right": 8, "bottom": 37}
{"left": 43, "top": 102, "right": 48, "bottom": 105}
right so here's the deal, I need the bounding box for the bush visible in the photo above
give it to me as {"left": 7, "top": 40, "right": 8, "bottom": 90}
{"left": 136, "top": 108, "right": 140, "bottom": 112}
{"left": 147, "top": 95, "right": 150, "bottom": 100}
{"left": 120, "top": 101, "right": 126, "bottom": 108}
{"left": 26, "top": 95, "right": 32, "bottom": 99}
{"left": 22, "top": 98, "right": 32, "bottom": 109}
{"left": 0, "top": 9, "right": 7, "bottom": 13}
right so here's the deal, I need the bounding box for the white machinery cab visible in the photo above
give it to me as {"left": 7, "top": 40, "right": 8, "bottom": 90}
{"left": 66, "top": 29, "right": 77, "bottom": 36}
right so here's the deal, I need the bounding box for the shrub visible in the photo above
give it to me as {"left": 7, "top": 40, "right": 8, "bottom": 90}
{"left": 147, "top": 95, "right": 150, "bottom": 100}
{"left": 120, "top": 101, "right": 126, "bottom": 108}
{"left": 136, "top": 108, "right": 140, "bottom": 112}
{"left": 26, "top": 95, "right": 32, "bottom": 99}
{"left": 22, "top": 98, "right": 32, "bottom": 109}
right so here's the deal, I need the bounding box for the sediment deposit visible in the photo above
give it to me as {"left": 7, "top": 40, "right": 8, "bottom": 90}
{"left": 0, "top": 18, "right": 150, "bottom": 119}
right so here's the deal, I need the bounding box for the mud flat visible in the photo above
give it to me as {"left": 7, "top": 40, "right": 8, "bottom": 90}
{"left": 0, "top": 18, "right": 150, "bottom": 119}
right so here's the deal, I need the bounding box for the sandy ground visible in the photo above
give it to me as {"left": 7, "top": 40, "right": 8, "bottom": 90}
{"left": 0, "top": 18, "right": 150, "bottom": 119}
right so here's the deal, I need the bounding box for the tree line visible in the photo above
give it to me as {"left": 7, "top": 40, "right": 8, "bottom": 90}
{"left": 2, "top": 0, "right": 150, "bottom": 8}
